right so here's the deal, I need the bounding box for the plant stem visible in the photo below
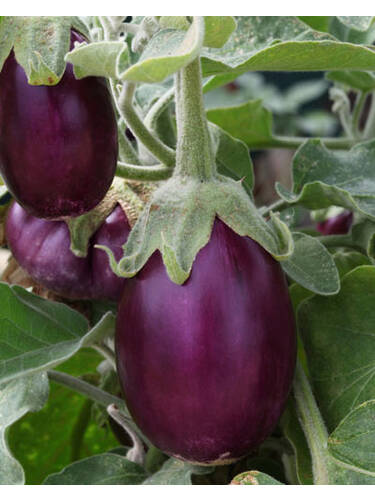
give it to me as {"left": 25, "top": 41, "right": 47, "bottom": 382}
{"left": 116, "top": 161, "right": 173, "bottom": 181}
{"left": 93, "top": 344, "right": 117, "bottom": 371}
{"left": 118, "top": 82, "right": 176, "bottom": 167}
{"left": 174, "top": 55, "right": 215, "bottom": 179}
{"left": 293, "top": 360, "right": 331, "bottom": 484}
{"left": 364, "top": 91, "right": 375, "bottom": 139}
{"left": 48, "top": 370, "right": 125, "bottom": 411}
{"left": 118, "top": 125, "right": 140, "bottom": 164}
{"left": 259, "top": 198, "right": 290, "bottom": 216}
{"left": 144, "top": 87, "right": 175, "bottom": 131}
{"left": 352, "top": 91, "right": 367, "bottom": 138}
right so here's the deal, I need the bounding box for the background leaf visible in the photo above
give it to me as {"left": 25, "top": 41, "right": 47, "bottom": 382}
{"left": 143, "top": 457, "right": 213, "bottom": 485}
{"left": 0, "top": 373, "right": 49, "bottom": 485}
{"left": 231, "top": 470, "right": 283, "bottom": 485}
{"left": 44, "top": 453, "right": 146, "bottom": 485}
{"left": 281, "top": 232, "right": 340, "bottom": 295}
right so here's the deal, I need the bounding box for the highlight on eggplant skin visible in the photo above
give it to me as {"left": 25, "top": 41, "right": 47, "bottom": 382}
{"left": 0, "top": 30, "right": 118, "bottom": 220}
{"left": 116, "top": 218, "right": 297, "bottom": 465}
{"left": 5, "top": 201, "right": 130, "bottom": 302}
{"left": 316, "top": 211, "right": 353, "bottom": 235}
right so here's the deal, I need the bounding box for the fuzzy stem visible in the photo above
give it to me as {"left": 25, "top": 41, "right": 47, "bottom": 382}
{"left": 364, "top": 91, "right": 375, "bottom": 139}
{"left": 293, "top": 361, "right": 331, "bottom": 485}
{"left": 174, "top": 56, "right": 216, "bottom": 180}
{"left": 269, "top": 136, "right": 355, "bottom": 150}
{"left": 259, "top": 198, "right": 289, "bottom": 216}
{"left": 48, "top": 370, "right": 125, "bottom": 410}
{"left": 118, "top": 126, "right": 140, "bottom": 164}
{"left": 118, "top": 82, "right": 176, "bottom": 167}
{"left": 352, "top": 91, "right": 367, "bottom": 138}
{"left": 116, "top": 161, "right": 173, "bottom": 181}
{"left": 144, "top": 87, "right": 175, "bottom": 131}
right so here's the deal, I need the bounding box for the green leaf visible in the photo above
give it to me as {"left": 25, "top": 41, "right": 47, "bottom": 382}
{"left": 231, "top": 470, "right": 283, "bottom": 485}
{"left": 276, "top": 139, "right": 375, "bottom": 220}
{"left": 330, "top": 17, "right": 375, "bottom": 45}
{"left": 0, "top": 373, "right": 49, "bottom": 485}
{"left": 44, "top": 453, "right": 147, "bottom": 484}
{"left": 0, "top": 17, "right": 16, "bottom": 72}
{"left": 299, "top": 266, "right": 375, "bottom": 431}
{"left": 326, "top": 70, "right": 375, "bottom": 92}
{"left": 281, "top": 232, "right": 340, "bottom": 295}
{"left": 328, "top": 400, "right": 375, "bottom": 474}
{"left": 121, "top": 17, "right": 204, "bottom": 83}
{"left": 298, "top": 16, "right": 331, "bottom": 33}
{"left": 143, "top": 457, "right": 213, "bottom": 485}
{"left": 201, "top": 16, "right": 375, "bottom": 77}
{"left": 65, "top": 41, "right": 128, "bottom": 79}
{"left": 207, "top": 99, "right": 274, "bottom": 148}
{"left": 7, "top": 348, "right": 121, "bottom": 484}
{"left": 333, "top": 250, "right": 370, "bottom": 278}
{"left": 209, "top": 122, "right": 253, "bottom": 194}
{"left": 0, "top": 283, "right": 115, "bottom": 384}
{"left": 203, "top": 17, "right": 236, "bottom": 48}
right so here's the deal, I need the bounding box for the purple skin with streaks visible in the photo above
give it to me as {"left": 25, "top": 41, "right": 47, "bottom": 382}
{"left": 0, "top": 31, "right": 118, "bottom": 219}
{"left": 116, "top": 218, "right": 296, "bottom": 464}
{"left": 316, "top": 211, "right": 353, "bottom": 235}
{"left": 6, "top": 201, "right": 130, "bottom": 301}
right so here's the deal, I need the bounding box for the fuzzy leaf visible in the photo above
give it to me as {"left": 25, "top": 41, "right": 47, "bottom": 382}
{"left": 281, "top": 232, "right": 340, "bottom": 295}
{"left": 0, "top": 373, "right": 49, "bottom": 485}
{"left": 231, "top": 471, "right": 283, "bottom": 485}
{"left": 0, "top": 17, "right": 15, "bottom": 72}
{"left": 143, "top": 457, "right": 213, "bottom": 485}
{"left": 112, "top": 175, "right": 293, "bottom": 284}
{"left": 203, "top": 17, "right": 236, "bottom": 48}
{"left": 299, "top": 266, "right": 375, "bottom": 431}
{"left": 328, "top": 400, "right": 375, "bottom": 475}
{"left": 201, "top": 16, "right": 375, "bottom": 77}
{"left": 209, "top": 122, "right": 253, "bottom": 194}
{"left": 207, "top": 99, "right": 273, "bottom": 149}
{"left": 326, "top": 70, "right": 375, "bottom": 92}
{"left": 298, "top": 16, "right": 331, "bottom": 32}
{"left": 276, "top": 139, "right": 375, "bottom": 220}
{"left": 338, "top": 17, "right": 374, "bottom": 32}
{"left": 121, "top": 17, "right": 204, "bottom": 83}
{"left": 0, "top": 283, "right": 115, "bottom": 384}
{"left": 65, "top": 41, "right": 128, "bottom": 79}
{"left": 44, "top": 453, "right": 147, "bottom": 485}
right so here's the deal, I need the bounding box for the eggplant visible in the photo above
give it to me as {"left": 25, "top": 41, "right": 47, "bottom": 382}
{"left": 0, "top": 31, "right": 118, "bottom": 219}
{"left": 116, "top": 218, "right": 296, "bottom": 464}
{"left": 5, "top": 201, "right": 129, "bottom": 301}
{"left": 316, "top": 211, "right": 353, "bottom": 235}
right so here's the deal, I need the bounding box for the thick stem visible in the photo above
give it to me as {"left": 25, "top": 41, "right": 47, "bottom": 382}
{"left": 293, "top": 361, "right": 331, "bottom": 484}
{"left": 116, "top": 161, "right": 173, "bottom": 181}
{"left": 118, "top": 82, "right": 176, "bottom": 167}
{"left": 174, "top": 57, "right": 216, "bottom": 180}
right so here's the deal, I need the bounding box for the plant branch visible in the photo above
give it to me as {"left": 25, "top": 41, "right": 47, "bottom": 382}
{"left": 48, "top": 370, "right": 125, "bottom": 411}
{"left": 364, "top": 91, "right": 375, "bottom": 139}
{"left": 116, "top": 161, "right": 173, "bottom": 181}
{"left": 269, "top": 136, "right": 355, "bottom": 151}
{"left": 93, "top": 344, "right": 117, "bottom": 371}
{"left": 293, "top": 360, "right": 331, "bottom": 484}
{"left": 118, "top": 122, "right": 140, "bottom": 164}
{"left": 118, "top": 82, "right": 176, "bottom": 167}
{"left": 144, "top": 87, "right": 175, "bottom": 131}
{"left": 259, "top": 198, "right": 290, "bottom": 217}
{"left": 352, "top": 91, "right": 367, "bottom": 138}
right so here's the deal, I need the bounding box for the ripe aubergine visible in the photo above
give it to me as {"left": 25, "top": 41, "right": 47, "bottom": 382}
{"left": 0, "top": 31, "right": 118, "bottom": 219}
{"left": 5, "top": 201, "right": 129, "bottom": 301}
{"left": 116, "top": 218, "right": 296, "bottom": 465}
{"left": 316, "top": 211, "right": 353, "bottom": 235}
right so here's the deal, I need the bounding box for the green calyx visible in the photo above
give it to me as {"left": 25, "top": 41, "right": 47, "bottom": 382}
{"left": 67, "top": 178, "right": 144, "bottom": 258}
{"left": 99, "top": 47, "right": 293, "bottom": 285}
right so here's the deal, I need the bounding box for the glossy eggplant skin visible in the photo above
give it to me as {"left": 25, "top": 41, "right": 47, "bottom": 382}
{"left": 0, "top": 31, "right": 118, "bottom": 219}
{"left": 5, "top": 201, "right": 129, "bottom": 301}
{"left": 316, "top": 211, "right": 353, "bottom": 235}
{"left": 116, "top": 218, "right": 296, "bottom": 465}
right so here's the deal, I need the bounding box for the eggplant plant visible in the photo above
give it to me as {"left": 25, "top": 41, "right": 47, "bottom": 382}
{"left": 1, "top": 15, "right": 375, "bottom": 486}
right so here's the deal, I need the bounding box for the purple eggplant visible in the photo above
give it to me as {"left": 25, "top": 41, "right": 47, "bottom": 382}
{"left": 0, "top": 31, "right": 118, "bottom": 219}
{"left": 5, "top": 201, "right": 130, "bottom": 301}
{"left": 116, "top": 218, "right": 296, "bottom": 465}
{"left": 316, "top": 211, "right": 353, "bottom": 235}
